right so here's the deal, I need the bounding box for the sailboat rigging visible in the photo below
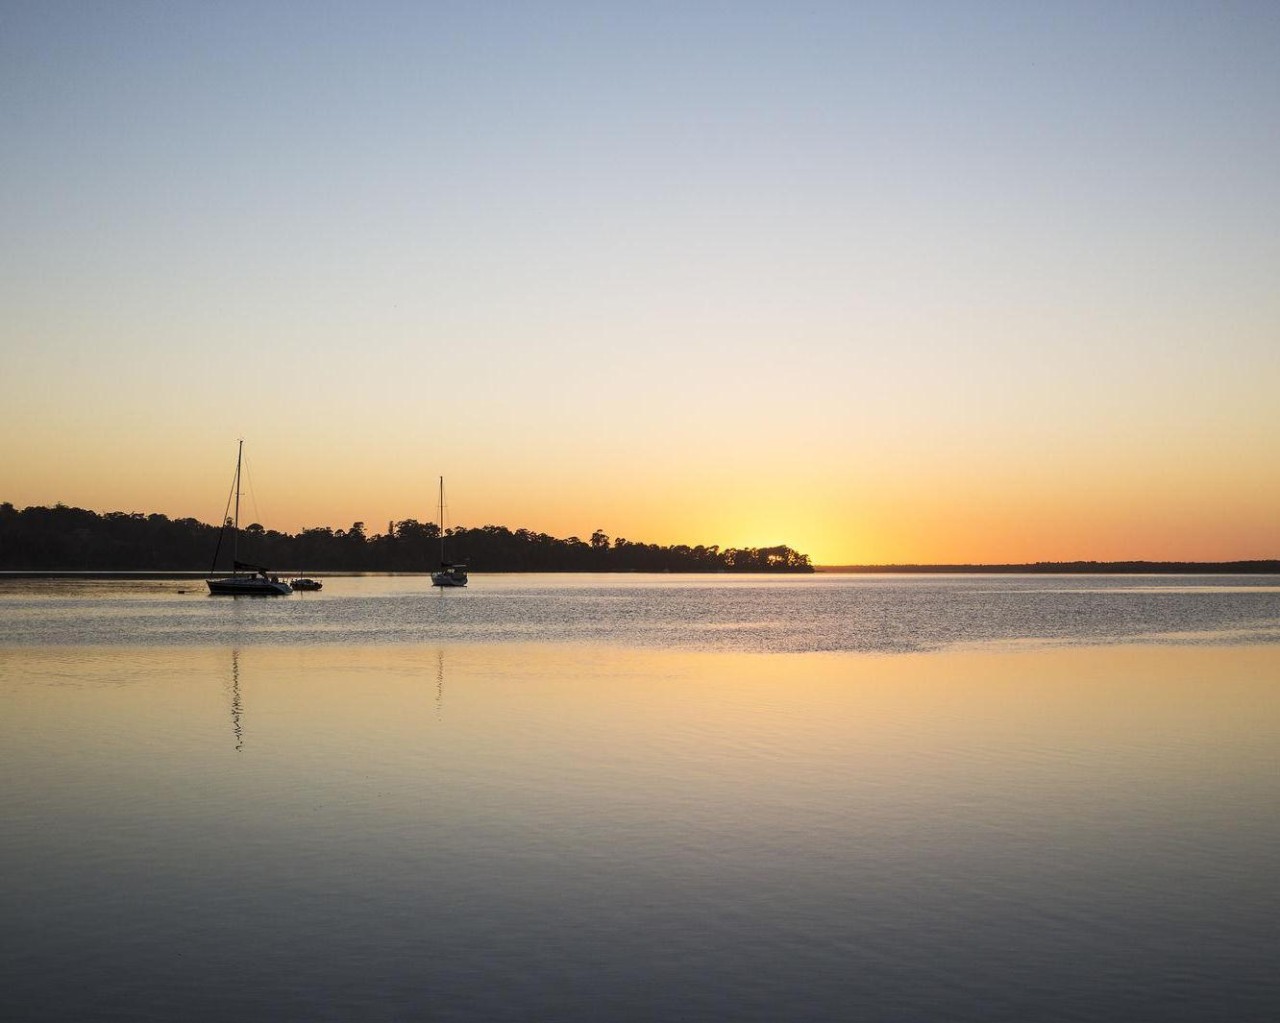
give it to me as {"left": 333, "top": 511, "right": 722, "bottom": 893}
{"left": 206, "top": 441, "right": 292, "bottom": 596}
{"left": 431, "top": 476, "right": 468, "bottom": 587}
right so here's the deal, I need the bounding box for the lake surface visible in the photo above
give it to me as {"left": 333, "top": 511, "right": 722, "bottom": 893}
{"left": 2, "top": 574, "right": 1278, "bottom": 1021}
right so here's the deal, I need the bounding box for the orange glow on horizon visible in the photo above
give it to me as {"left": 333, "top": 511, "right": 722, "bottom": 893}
{"left": 2, "top": 388, "right": 1276, "bottom": 566}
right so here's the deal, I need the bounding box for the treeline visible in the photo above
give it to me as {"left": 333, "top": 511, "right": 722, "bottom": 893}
{"left": 0, "top": 503, "right": 813, "bottom": 573}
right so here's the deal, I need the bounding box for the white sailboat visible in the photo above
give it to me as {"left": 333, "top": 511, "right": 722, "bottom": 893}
{"left": 206, "top": 441, "right": 292, "bottom": 596}
{"left": 430, "top": 476, "right": 468, "bottom": 587}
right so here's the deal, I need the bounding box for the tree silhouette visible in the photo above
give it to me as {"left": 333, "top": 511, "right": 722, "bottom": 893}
{"left": 0, "top": 501, "right": 823, "bottom": 573}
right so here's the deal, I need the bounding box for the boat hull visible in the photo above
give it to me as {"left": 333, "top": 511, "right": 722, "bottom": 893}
{"left": 431, "top": 571, "right": 468, "bottom": 587}
{"left": 207, "top": 577, "right": 293, "bottom": 596}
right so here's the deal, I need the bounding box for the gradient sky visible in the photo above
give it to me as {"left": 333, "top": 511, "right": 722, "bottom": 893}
{"left": 3, "top": 1, "right": 1277, "bottom": 564}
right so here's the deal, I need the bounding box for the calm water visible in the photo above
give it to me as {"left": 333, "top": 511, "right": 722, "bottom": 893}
{"left": 2, "top": 572, "right": 1279, "bottom": 651}
{"left": 2, "top": 575, "right": 1278, "bottom": 1021}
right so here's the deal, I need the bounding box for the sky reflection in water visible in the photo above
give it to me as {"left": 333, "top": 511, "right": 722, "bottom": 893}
{"left": 1, "top": 578, "right": 1278, "bottom": 1021}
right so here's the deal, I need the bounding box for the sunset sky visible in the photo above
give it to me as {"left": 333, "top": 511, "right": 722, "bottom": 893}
{"left": 3, "top": 2, "right": 1277, "bottom": 565}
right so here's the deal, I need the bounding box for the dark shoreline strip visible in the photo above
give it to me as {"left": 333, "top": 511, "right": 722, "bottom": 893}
{"left": 2, "top": 561, "right": 1279, "bottom": 579}
{"left": 815, "top": 561, "right": 1280, "bottom": 574}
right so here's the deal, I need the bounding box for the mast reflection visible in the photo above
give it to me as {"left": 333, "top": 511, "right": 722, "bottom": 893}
{"left": 227, "top": 648, "right": 244, "bottom": 751}
{"left": 435, "top": 648, "right": 445, "bottom": 718}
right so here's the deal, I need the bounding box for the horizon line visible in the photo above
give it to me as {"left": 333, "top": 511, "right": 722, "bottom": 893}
{"left": 815, "top": 560, "right": 1280, "bottom": 573}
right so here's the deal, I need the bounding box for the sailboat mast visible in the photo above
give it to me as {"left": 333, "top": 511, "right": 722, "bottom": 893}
{"left": 233, "top": 439, "right": 243, "bottom": 568}
{"left": 439, "top": 476, "right": 445, "bottom": 564}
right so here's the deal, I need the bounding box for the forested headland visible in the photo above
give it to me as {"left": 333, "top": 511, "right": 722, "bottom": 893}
{"left": 0, "top": 503, "right": 813, "bottom": 573}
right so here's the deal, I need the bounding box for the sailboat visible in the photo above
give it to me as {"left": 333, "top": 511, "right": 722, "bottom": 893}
{"left": 206, "top": 441, "right": 292, "bottom": 596}
{"left": 430, "top": 476, "right": 468, "bottom": 587}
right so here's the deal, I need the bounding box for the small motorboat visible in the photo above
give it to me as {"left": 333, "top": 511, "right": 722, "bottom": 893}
{"left": 290, "top": 577, "right": 322, "bottom": 591}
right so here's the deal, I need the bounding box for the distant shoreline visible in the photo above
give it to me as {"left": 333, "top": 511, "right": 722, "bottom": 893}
{"left": 1, "top": 562, "right": 1278, "bottom": 580}
{"left": 814, "top": 561, "right": 1280, "bottom": 574}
